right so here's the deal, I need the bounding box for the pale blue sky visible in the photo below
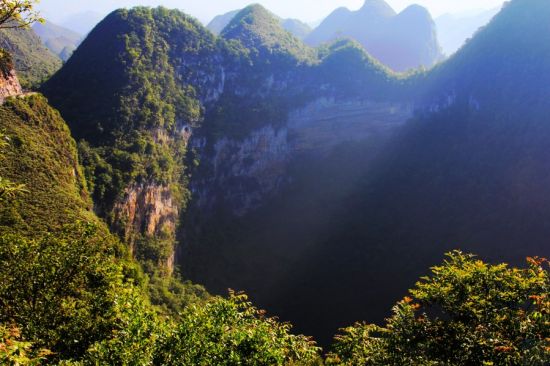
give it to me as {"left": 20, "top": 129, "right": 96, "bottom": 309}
{"left": 38, "top": 0, "right": 505, "bottom": 25}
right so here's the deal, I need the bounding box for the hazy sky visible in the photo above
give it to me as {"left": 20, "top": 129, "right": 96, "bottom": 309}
{"left": 38, "top": 0, "right": 505, "bottom": 25}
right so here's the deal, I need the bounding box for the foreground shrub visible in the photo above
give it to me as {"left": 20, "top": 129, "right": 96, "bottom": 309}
{"left": 0, "top": 324, "right": 50, "bottom": 365}
{"left": 326, "top": 251, "right": 550, "bottom": 365}
{"left": 0, "top": 223, "right": 143, "bottom": 361}
{"left": 154, "top": 291, "right": 321, "bottom": 365}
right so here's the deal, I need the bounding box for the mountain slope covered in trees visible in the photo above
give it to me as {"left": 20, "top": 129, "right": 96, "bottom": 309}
{"left": 0, "top": 26, "right": 61, "bottom": 88}
{"left": 221, "top": 5, "right": 315, "bottom": 63}
{"left": 0, "top": 95, "right": 94, "bottom": 234}
{"left": 43, "top": 7, "right": 221, "bottom": 281}
{"left": 0, "top": 93, "right": 149, "bottom": 360}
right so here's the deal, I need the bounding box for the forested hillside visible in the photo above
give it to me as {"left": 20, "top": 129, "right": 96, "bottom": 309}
{"left": 0, "top": 26, "right": 61, "bottom": 88}
{"left": 0, "top": 94, "right": 149, "bottom": 361}
{"left": 43, "top": 7, "right": 222, "bottom": 291}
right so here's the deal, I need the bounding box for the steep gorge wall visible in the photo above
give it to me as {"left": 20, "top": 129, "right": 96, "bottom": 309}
{"left": 178, "top": 93, "right": 417, "bottom": 341}
{"left": 187, "top": 97, "right": 414, "bottom": 218}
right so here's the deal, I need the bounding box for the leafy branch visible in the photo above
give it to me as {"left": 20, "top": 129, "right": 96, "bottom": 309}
{"left": 0, "top": 0, "right": 43, "bottom": 29}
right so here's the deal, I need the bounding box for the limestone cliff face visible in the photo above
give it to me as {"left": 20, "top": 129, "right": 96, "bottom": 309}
{"left": 288, "top": 98, "right": 413, "bottom": 154}
{"left": 111, "top": 115, "right": 195, "bottom": 273}
{"left": 106, "top": 49, "right": 230, "bottom": 263}
{"left": 191, "top": 125, "right": 291, "bottom": 216}
{"left": 0, "top": 51, "right": 22, "bottom": 102}
{"left": 0, "top": 68, "right": 22, "bottom": 101}
{"left": 114, "top": 184, "right": 178, "bottom": 245}
{"left": 189, "top": 97, "right": 414, "bottom": 217}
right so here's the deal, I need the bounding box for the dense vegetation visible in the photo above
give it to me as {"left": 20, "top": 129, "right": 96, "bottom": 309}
{"left": 0, "top": 95, "right": 93, "bottom": 233}
{"left": 326, "top": 252, "right": 549, "bottom": 365}
{"left": 0, "top": 229, "right": 321, "bottom": 364}
{"left": 315, "top": 39, "right": 402, "bottom": 99}
{"left": 207, "top": 9, "right": 312, "bottom": 40}
{"left": 221, "top": 4, "right": 315, "bottom": 65}
{"left": 154, "top": 292, "right": 321, "bottom": 366}
{"left": 0, "top": 25, "right": 61, "bottom": 88}
{"left": 0, "top": 95, "right": 145, "bottom": 360}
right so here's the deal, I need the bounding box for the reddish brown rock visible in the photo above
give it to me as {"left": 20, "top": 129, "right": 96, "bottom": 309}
{"left": 0, "top": 51, "right": 22, "bottom": 102}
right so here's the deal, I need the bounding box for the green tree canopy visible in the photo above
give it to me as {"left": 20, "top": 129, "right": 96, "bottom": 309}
{"left": 327, "top": 251, "right": 550, "bottom": 365}
{"left": 0, "top": 223, "right": 146, "bottom": 360}
{"left": 0, "top": 0, "right": 42, "bottom": 29}
{"left": 154, "top": 292, "right": 321, "bottom": 366}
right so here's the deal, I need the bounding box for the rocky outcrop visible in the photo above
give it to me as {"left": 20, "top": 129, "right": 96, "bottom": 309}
{"left": 0, "top": 51, "right": 22, "bottom": 102}
{"left": 113, "top": 183, "right": 179, "bottom": 271}
{"left": 114, "top": 183, "right": 178, "bottom": 240}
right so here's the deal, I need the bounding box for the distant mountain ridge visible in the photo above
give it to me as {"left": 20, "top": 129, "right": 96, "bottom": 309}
{"left": 306, "top": 0, "right": 442, "bottom": 71}
{"left": 207, "top": 10, "right": 240, "bottom": 34}
{"left": 33, "top": 20, "right": 82, "bottom": 61}
{"left": 207, "top": 7, "right": 312, "bottom": 39}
